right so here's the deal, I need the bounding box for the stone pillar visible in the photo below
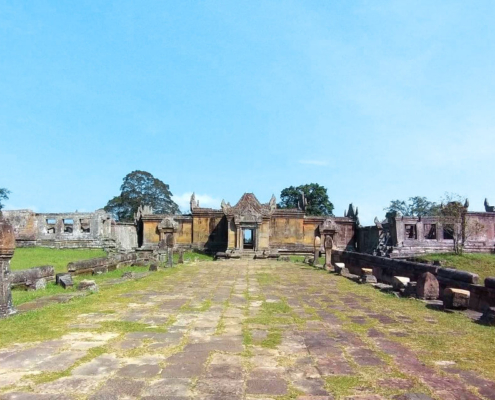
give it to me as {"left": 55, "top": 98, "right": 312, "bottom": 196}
{"left": 0, "top": 218, "right": 16, "bottom": 318}
{"left": 324, "top": 234, "right": 334, "bottom": 271}
{"left": 313, "top": 236, "right": 321, "bottom": 267}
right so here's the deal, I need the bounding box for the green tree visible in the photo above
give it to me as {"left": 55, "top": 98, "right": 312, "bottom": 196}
{"left": 385, "top": 196, "right": 438, "bottom": 217}
{"left": 104, "top": 171, "right": 180, "bottom": 221}
{"left": 0, "top": 187, "right": 10, "bottom": 212}
{"left": 278, "top": 183, "right": 334, "bottom": 216}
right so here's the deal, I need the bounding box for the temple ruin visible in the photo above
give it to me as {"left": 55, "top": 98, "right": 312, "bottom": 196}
{"left": 4, "top": 194, "right": 495, "bottom": 258}
{"left": 135, "top": 193, "right": 357, "bottom": 255}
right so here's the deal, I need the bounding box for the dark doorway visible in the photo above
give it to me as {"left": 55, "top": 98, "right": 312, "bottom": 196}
{"left": 243, "top": 229, "right": 254, "bottom": 250}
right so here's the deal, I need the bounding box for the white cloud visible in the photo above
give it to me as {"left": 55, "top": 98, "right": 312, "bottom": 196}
{"left": 299, "top": 160, "right": 328, "bottom": 166}
{"left": 173, "top": 192, "right": 222, "bottom": 213}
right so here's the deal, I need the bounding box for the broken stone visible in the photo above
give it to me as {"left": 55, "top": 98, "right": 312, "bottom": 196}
{"left": 149, "top": 263, "right": 158, "bottom": 272}
{"left": 122, "top": 271, "right": 136, "bottom": 279}
{"left": 403, "top": 282, "right": 417, "bottom": 297}
{"left": 484, "top": 277, "right": 495, "bottom": 289}
{"left": 334, "top": 262, "right": 346, "bottom": 273}
{"left": 178, "top": 250, "right": 184, "bottom": 264}
{"left": 29, "top": 278, "right": 47, "bottom": 291}
{"left": 279, "top": 256, "right": 290, "bottom": 262}
{"left": 393, "top": 276, "right": 410, "bottom": 290}
{"left": 77, "top": 280, "right": 98, "bottom": 293}
{"left": 480, "top": 307, "right": 495, "bottom": 326}
{"left": 361, "top": 268, "right": 373, "bottom": 275}
{"left": 360, "top": 274, "right": 377, "bottom": 284}
{"left": 416, "top": 272, "right": 439, "bottom": 300}
{"left": 443, "top": 288, "right": 470, "bottom": 309}
{"left": 59, "top": 274, "right": 73, "bottom": 289}
{"left": 92, "top": 266, "right": 108, "bottom": 275}
{"left": 56, "top": 272, "right": 71, "bottom": 285}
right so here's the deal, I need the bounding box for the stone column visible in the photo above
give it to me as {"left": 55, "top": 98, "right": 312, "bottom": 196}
{"left": 0, "top": 218, "right": 16, "bottom": 318}
{"left": 324, "top": 234, "right": 333, "bottom": 271}
{"left": 313, "top": 236, "right": 321, "bottom": 267}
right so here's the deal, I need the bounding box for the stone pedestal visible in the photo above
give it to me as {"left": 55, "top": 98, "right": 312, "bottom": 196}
{"left": 0, "top": 218, "right": 17, "bottom": 318}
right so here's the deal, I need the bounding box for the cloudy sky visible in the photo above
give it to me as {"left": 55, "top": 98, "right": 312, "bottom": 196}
{"left": 1, "top": 1, "right": 495, "bottom": 224}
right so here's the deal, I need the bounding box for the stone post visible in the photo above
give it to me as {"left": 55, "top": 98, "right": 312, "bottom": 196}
{"left": 167, "top": 248, "right": 173, "bottom": 268}
{"left": 313, "top": 236, "right": 321, "bottom": 267}
{"left": 178, "top": 249, "right": 184, "bottom": 264}
{"left": 324, "top": 234, "right": 334, "bottom": 271}
{"left": 0, "top": 218, "right": 16, "bottom": 318}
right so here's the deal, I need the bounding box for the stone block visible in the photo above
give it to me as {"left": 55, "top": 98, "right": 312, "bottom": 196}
{"left": 360, "top": 274, "right": 377, "bottom": 284}
{"left": 416, "top": 272, "right": 439, "bottom": 300}
{"left": 361, "top": 268, "right": 373, "bottom": 275}
{"left": 29, "top": 278, "right": 46, "bottom": 291}
{"left": 77, "top": 280, "right": 99, "bottom": 293}
{"left": 92, "top": 266, "right": 108, "bottom": 275}
{"left": 443, "top": 288, "right": 470, "bottom": 309}
{"left": 393, "top": 276, "right": 410, "bottom": 291}
{"left": 403, "top": 282, "right": 417, "bottom": 297}
{"left": 149, "top": 264, "right": 158, "bottom": 272}
{"left": 56, "top": 273, "right": 71, "bottom": 285}
{"left": 480, "top": 307, "right": 495, "bottom": 326}
{"left": 485, "top": 277, "right": 495, "bottom": 289}
{"left": 59, "top": 274, "right": 73, "bottom": 289}
{"left": 334, "top": 263, "right": 346, "bottom": 273}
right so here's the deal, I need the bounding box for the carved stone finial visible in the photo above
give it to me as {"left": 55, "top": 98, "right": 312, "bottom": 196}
{"left": 298, "top": 192, "right": 308, "bottom": 211}
{"left": 269, "top": 194, "right": 276, "bottom": 210}
{"left": 485, "top": 198, "right": 495, "bottom": 212}
{"left": 374, "top": 217, "right": 383, "bottom": 230}
{"left": 344, "top": 210, "right": 347, "bottom": 217}
{"left": 190, "top": 193, "right": 198, "bottom": 212}
{"left": 464, "top": 198, "right": 470, "bottom": 209}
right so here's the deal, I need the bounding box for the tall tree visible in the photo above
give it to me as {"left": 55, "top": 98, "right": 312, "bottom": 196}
{"left": 104, "top": 171, "right": 180, "bottom": 221}
{"left": 385, "top": 196, "right": 438, "bottom": 217}
{"left": 0, "top": 188, "right": 10, "bottom": 212}
{"left": 278, "top": 183, "right": 334, "bottom": 216}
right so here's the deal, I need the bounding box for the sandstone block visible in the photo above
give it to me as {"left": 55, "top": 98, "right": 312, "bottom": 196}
{"left": 485, "top": 277, "right": 495, "bottom": 289}
{"left": 361, "top": 268, "right": 373, "bottom": 275}
{"left": 360, "top": 274, "right": 377, "bottom": 284}
{"left": 480, "top": 307, "right": 495, "bottom": 326}
{"left": 149, "top": 264, "right": 158, "bottom": 272}
{"left": 77, "top": 280, "right": 99, "bottom": 293}
{"left": 29, "top": 278, "right": 46, "bottom": 291}
{"left": 443, "top": 288, "right": 470, "bottom": 309}
{"left": 393, "top": 276, "right": 410, "bottom": 290}
{"left": 334, "top": 263, "right": 346, "bottom": 273}
{"left": 59, "top": 274, "right": 73, "bottom": 289}
{"left": 416, "top": 272, "right": 439, "bottom": 300}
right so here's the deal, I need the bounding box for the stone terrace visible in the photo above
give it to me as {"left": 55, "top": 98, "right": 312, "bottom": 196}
{"left": 0, "top": 259, "right": 494, "bottom": 399}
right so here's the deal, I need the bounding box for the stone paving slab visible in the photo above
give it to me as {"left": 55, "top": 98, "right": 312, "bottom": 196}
{"left": 1, "top": 259, "right": 494, "bottom": 399}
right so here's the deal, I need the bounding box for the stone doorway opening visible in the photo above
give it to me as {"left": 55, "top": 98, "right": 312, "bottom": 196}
{"left": 243, "top": 228, "right": 255, "bottom": 250}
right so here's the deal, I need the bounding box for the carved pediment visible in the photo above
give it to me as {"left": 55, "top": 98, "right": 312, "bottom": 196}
{"left": 223, "top": 193, "right": 275, "bottom": 224}
{"left": 157, "top": 217, "right": 178, "bottom": 232}
{"left": 320, "top": 218, "right": 338, "bottom": 234}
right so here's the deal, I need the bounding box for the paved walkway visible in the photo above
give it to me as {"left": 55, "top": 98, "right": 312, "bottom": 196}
{"left": 0, "top": 259, "right": 494, "bottom": 399}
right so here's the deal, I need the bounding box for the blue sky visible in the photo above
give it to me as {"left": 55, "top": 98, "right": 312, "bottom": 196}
{"left": 1, "top": 1, "right": 495, "bottom": 225}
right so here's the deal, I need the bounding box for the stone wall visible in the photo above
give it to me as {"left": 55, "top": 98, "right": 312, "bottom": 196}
{"left": 3, "top": 209, "right": 137, "bottom": 251}
{"left": 359, "top": 211, "right": 495, "bottom": 258}
{"left": 67, "top": 252, "right": 151, "bottom": 275}
{"left": 333, "top": 250, "right": 495, "bottom": 312}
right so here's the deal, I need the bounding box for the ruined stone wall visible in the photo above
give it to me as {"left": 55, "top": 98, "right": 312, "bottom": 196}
{"left": 333, "top": 250, "right": 495, "bottom": 312}
{"left": 112, "top": 223, "right": 138, "bottom": 250}
{"left": 3, "top": 209, "right": 114, "bottom": 249}
{"left": 176, "top": 218, "right": 193, "bottom": 245}
{"left": 359, "top": 212, "right": 495, "bottom": 257}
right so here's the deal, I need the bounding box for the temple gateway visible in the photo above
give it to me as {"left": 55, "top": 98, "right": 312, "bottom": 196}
{"left": 135, "top": 193, "right": 358, "bottom": 255}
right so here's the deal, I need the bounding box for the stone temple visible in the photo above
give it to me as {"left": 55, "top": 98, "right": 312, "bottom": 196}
{"left": 136, "top": 193, "right": 358, "bottom": 254}
{"left": 4, "top": 194, "right": 495, "bottom": 258}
